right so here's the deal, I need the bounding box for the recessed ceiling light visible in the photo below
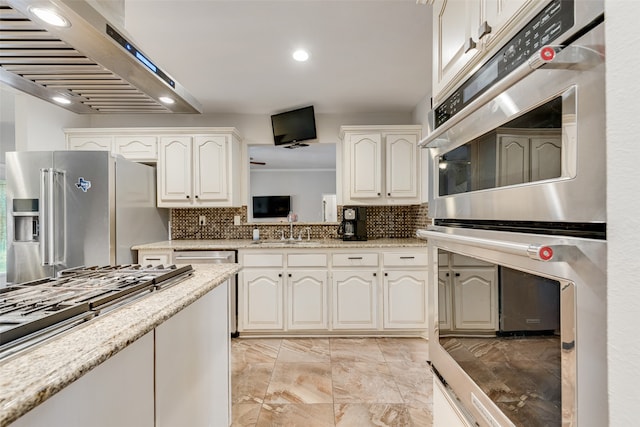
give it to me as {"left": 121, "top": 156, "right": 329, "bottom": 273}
{"left": 30, "top": 7, "right": 70, "bottom": 28}
{"left": 52, "top": 96, "right": 71, "bottom": 105}
{"left": 292, "top": 49, "right": 309, "bottom": 62}
{"left": 159, "top": 96, "right": 175, "bottom": 104}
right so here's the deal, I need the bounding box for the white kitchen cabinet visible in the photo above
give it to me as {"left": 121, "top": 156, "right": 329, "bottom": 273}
{"left": 10, "top": 333, "right": 155, "bottom": 427}
{"left": 438, "top": 253, "right": 497, "bottom": 332}
{"left": 67, "top": 134, "right": 112, "bottom": 151}
{"left": 138, "top": 249, "right": 173, "bottom": 267}
{"left": 113, "top": 135, "right": 158, "bottom": 162}
{"left": 240, "top": 269, "right": 284, "bottom": 331}
{"left": 497, "top": 129, "right": 561, "bottom": 186}
{"left": 382, "top": 251, "right": 428, "bottom": 329}
{"left": 332, "top": 269, "right": 378, "bottom": 329}
{"left": 340, "top": 125, "right": 422, "bottom": 205}
{"left": 155, "top": 281, "right": 230, "bottom": 427}
{"left": 453, "top": 267, "right": 497, "bottom": 330}
{"left": 287, "top": 269, "right": 329, "bottom": 330}
{"left": 157, "top": 131, "right": 241, "bottom": 208}
{"left": 431, "top": 0, "right": 534, "bottom": 102}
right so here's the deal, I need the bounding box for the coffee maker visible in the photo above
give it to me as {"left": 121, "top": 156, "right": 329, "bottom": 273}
{"left": 338, "top": 206, "right": 367, "bottom": 241}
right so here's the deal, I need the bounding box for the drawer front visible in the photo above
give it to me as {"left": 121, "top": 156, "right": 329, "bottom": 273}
{"left": 141, "top": 253, "right": 170, "bottom": 266}
{"left": 383, "top": 252, "right": 428, "bottom": 267}
{"left": 242, "top": 253, "right": 283, "bottom": 267}
{"left": 287, "top": 253, "right": 327, "bottom": 267}
{"left": 114, "top": 136, "right": 158, "bottom": 160}
{"left": 332, "top": 253, "right": 379, "bottom": 267}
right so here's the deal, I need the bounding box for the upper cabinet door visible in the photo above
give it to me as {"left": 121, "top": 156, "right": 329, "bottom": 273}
{"left": 385, "top": 133, "right": 418, "bottom": 198}
{"left": 193, "top": 135, "right": 228, "bottom": 202}
{"left": 482, "top": 0, "right": 530, "bottom": 49}
{"left": 158, "top": 136, "right": 192, "bottom": 204}
{"left": 433, "top": 0, "right": 482, "bottom": 100}
{"left": 348, "top": 133, "right": 382, "bottom": 199}
{"left": 68, "top": 136, "right": 112, "bottom": 151}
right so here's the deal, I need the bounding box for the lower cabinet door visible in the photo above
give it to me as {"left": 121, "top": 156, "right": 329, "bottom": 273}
{"left": 287, "top": 269, "right": 328, "bottom": 330}
{"left": 383, "top": 270, "right": 427, "bottom": 329}
{"left": 155, "top": 282, "right": 230, "bottom": 427}
{"left": 241, "top": 269, "right": 284, "bottom": 330}
{"left": 332, "top": 270, "right": 378, "bottom": 329}
{"left": 453, "top": 268, "right": 497, "bottom": 330}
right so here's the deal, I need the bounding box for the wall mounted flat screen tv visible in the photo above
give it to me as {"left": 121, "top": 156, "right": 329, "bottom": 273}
{"left": 271, "top": 105, "right": 317, "bottom": 146}
{"left": 252, "top": 195, "right": 291, "bottom": 218}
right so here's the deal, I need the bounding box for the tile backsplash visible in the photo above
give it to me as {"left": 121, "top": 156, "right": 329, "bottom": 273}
{"left": 170, "top": 204, "right": 429, "bottom": 240}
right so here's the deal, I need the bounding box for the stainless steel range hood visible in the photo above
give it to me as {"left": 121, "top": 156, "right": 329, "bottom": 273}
{"left": 0, "top": 0, "right": 202, "bottom": 114}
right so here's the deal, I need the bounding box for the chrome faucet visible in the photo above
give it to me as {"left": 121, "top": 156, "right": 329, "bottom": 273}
{"left": 298, "top": 227, "right": 311, "bottom": 241}
{"left": 287, "top": 211, "right": 296, "bottom": 240}
{"left": 279, "top": 229, "right": 286, "bottom": 240}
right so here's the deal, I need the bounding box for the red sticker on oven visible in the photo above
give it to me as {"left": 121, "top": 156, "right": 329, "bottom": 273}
{"left": 540, "top": 46, "right": 556, "bottom": 62}
{"left": 539, "top": 246, "right": 554, "bottom": 261}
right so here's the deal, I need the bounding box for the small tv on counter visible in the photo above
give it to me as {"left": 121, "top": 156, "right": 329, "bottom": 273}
{"left": 252, "top": 195, "right": 291, "bottom": 218}
{"left": 271, "top": 105, "right": 317, "bottom": 146}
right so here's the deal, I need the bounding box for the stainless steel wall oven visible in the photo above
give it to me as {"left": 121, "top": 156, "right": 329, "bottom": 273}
{"left": 419, "top": 1, "right": 606, "bottom": 426}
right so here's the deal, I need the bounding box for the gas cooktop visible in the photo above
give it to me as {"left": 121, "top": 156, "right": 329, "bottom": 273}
{"left": 0, "top": 264, "right": 193, "bottom": 359}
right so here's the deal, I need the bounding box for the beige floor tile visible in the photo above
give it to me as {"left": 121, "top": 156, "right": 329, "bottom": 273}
{"left": 335, "top": 403, "right": 412, "bottom": 427}
{"left": 407, "top": 404, "right": 434, "bottom": 427}
{"left": 256, "top": 403, "right": 335, "bottom": 427}
{"left": 388, "top": 361, "right": 434, "bottom": 405}
{"left": 231, "top": 403, "right": 261, "bottom": 427}
{"left": 232, "top": 338, "right": 282, "bottom": 364}
{"left": 332, "top": 362, "right": 403, "bottom": 403}
{"left": 278, "top": 338, "right": 331, "bottom": 363}
{"left": 232, "top": 363, "right": 274, "bottom": 404}
{"left": 377, "top": 337, "right": 430, "bottom": 363}
{"left": 264, "top": 362, "right": 333, "bottom": 404}
{"left": 330, "top": 338, "right": 386, "bottom": 363}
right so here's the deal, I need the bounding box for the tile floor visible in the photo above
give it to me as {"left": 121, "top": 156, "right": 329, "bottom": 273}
{"left": 231, "top": 337, "right": 433, "bottom": 427}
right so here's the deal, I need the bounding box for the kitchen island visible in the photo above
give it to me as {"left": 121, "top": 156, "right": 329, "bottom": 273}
{"left": 0, "top": 263, "right": 240, "bottom": 427}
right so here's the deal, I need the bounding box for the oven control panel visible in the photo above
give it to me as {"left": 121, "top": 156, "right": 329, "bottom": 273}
{"left": 434, "top": 0, "right": 574, "bottom": 129}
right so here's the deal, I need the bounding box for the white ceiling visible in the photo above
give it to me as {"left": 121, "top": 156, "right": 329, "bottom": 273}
{"left": 116, "top": 0, "right": 432, "bottom": 116}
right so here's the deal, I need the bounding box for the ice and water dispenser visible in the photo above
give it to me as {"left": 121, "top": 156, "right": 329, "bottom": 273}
{"left": 12, "top": 199, "right": 40, "bottom": 242}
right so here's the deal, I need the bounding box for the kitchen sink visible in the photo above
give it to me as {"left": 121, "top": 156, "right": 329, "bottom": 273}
{"left": 250, "top": 240, "right": 323, "bottom": 247}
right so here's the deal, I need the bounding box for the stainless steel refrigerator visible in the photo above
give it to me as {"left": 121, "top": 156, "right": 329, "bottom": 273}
{"left": 6, "top": 151, "right": 169, "bottom": 284}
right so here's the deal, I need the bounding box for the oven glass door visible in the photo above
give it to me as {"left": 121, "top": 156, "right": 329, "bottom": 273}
{"left": 437, "top": 247, "right": 570, "bottom": 427}
{"left": 438, "top": 94, "right": 566, "bottom": 196}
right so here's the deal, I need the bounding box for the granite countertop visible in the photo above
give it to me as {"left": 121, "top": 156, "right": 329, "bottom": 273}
{"left": 0, "top": 264, "right": 240, "bottom": 427}
{"left": 132, "top": 237, "right": 427, "bottom": 251}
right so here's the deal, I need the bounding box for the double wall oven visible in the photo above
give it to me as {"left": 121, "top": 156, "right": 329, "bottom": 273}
{"left": 418, "top": 1, "right": 606, "bottom": 426}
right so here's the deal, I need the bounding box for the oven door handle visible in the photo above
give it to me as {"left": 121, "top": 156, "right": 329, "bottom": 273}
{"left": 417, "top": 228, "right": 559, "bottom": 262}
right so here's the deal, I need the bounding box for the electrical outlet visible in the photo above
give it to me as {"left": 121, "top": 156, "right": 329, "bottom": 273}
{"left": 233, "top": 215, "right": 241, "bottom": 225}
{"left": 199, "top": 215, "right": 206, "bottom": 226}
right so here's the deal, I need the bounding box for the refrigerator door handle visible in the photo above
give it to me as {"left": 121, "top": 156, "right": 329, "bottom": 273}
{"left": 53, "top": 169, "right": 67, "bottom": 266}
{"left": 40, "top": 168, "right": 54, "bottom": 266}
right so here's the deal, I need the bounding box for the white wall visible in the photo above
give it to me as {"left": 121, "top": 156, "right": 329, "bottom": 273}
{"left": 12, "top": 91, "right": 88, "bottom": 151}
{"left": 250, "top": 169, "right": 336, "bottom": 223}
{"left": 605, "top": 0, "right": 640, "bottom": 424}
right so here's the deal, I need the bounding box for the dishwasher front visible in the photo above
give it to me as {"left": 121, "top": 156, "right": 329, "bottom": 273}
{"left": 172, "top": 250, "right": 238, "bottom": 337}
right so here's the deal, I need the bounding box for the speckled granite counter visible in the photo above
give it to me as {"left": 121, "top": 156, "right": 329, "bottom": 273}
{"left": 0, "top": 264, "right": 240, "bottom": 427}
{"left": 132, "top": 237, "right": 426, "bottom": 251}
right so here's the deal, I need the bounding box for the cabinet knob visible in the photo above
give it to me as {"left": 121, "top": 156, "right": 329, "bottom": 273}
{"left": 387, "top": 193, "right": 391, "bottom": 196}
{"left": 288, "top": 273, "right": 292, "bottom": 277}
{"left": 373, "top": 272, "right": 377, "bottom": 277}
{"left": 186, "top": 195, "right": 190, "bottom": 199}
{"left": 195, "top": 195, "right": 199, "bottom": 199}
{"left": 464, "top": 37, "right": 477, "bottom": 53}
{"left": 455, "top": 272, "right": 461, "bottom": 277}
{"left": 384, "top": 272, "right": 388, "bottom": 277}
{"left": 377, "top": 192, "right": 381, "bottom": 196}
{"left": 446, "top": 272, "right": 450, "bottom": 277}
{"left": 478, "top": 20, "right": 492, "bottom": 39}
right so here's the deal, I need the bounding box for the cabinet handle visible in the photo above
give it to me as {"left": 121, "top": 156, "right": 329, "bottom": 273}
{"left": 464, "top": 37, "right": 477, "bottom": 53}
{"left": 288, "top": 273, "right": 292, "bottom": 277}
{"left": 384, "top": 272, "right": 388, "bottom": 277}
{"left": 377, "top": 192, "right": 381, "bottom": 196}
{"left": 348, "top": 257, "right": 363, "bottom": 260}
{"left": 195, "top": 195, "right": 199, "bottom": 199}
{"left": 478, "top": 20, "right": 492, "bottom": 39}
{"left": 146, "top": 257, "right": 161, "bottom": 261}
{"left": 400, "top": 256, "right": 415, "bottom": 259}
{"left": 387, "top": 193, "right": 391, "bottom": 196}
{"left": 446, "top": 272, "right": 450, "bottom": 277}
{"left": 278, "top": 273, "right": 282, "bottom": 277}
{"left": 455, "top": 272, "right": 461, "bottom": 277}
{"left": 373, "top": 272, "right": 377, "bottom": 277}
{"left": 186, "top": 195, "right": 190, "bottom": 199}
